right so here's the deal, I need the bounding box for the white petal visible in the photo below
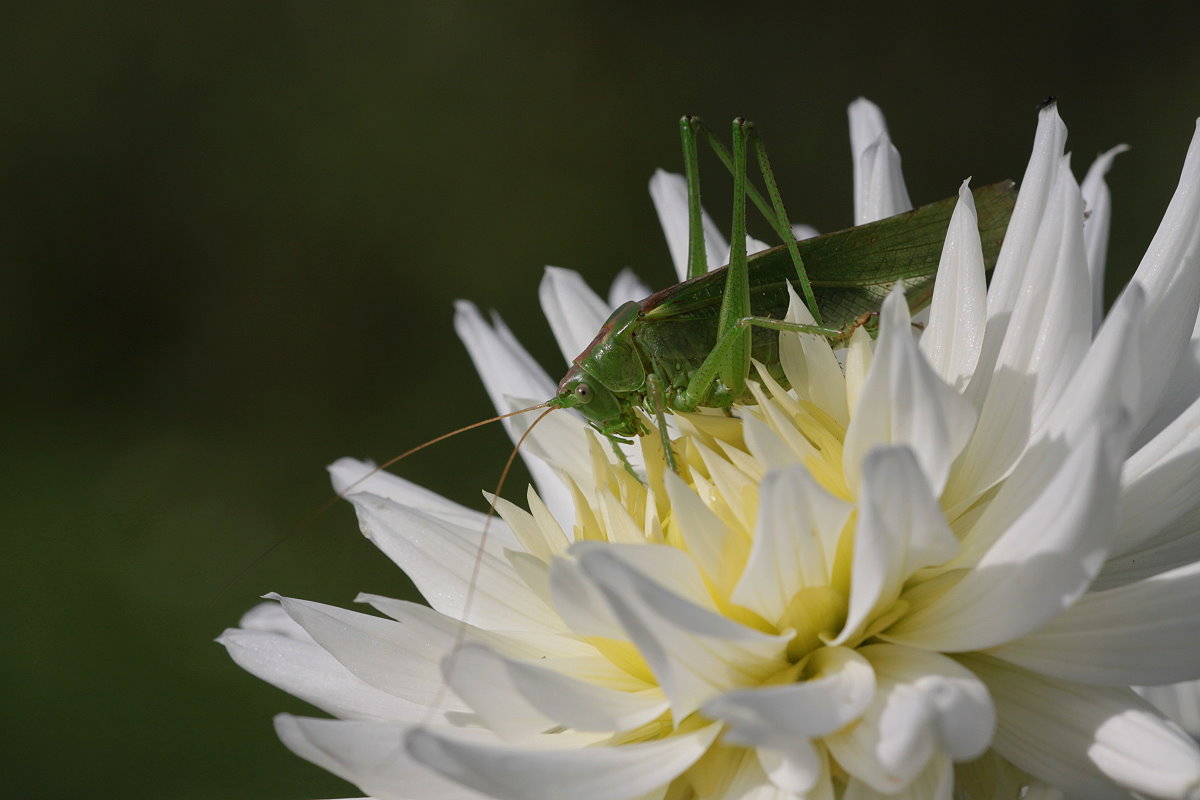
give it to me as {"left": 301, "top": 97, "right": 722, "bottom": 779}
{"left": 1121, "top": 120, "right": 1200, "bottom": 446}
{"left": 276, "top": 714, "right": 494, "bottom": 800}
{"left": 1114, "top": 389, "right": 1200, "bottom": 559}
{"left": 347, "top": 492, "right": 563, "bottom": 632}
{"left": 843, "top": 325, "right": 873, "bottom": 419}
{"left": 848, "top": 98, "right": 911, "bottom": 225}
{"left": 1138, "top": 679, "right": 1200, "bottom": 736}
{"left": 780, "top": 284, "right": 849, "bottom": 428}
{"left": 965, "top": 655, "right": 1200, "bottom": 800}
{"left": 986, "top": 559, "right": 1200, "bottom": 686}
{"left": 826, "top": 645, "right": 991, "bottom": 793}
{"left": 918, "top": 180, "right": 988, "bottom": 391}
{"left": 948, "top": 156, "right": 1092, "bottom": 505}
{"left": 1033, "top": 283, "right": 1144, "bottom": 456}
{"left": 329, "top": 457, "right": 491, "bottom": 534}
{"left": 577, "top": 547, "right": 789, "bottom": 719}
{"left": 792, "top": 223, "right": 819, "bottom": 240}
{"left": 854, "top": 132, "right": 912, "bottom": 225}
{"left": 539, "top": 267, "right": 613, "bottom": 365}
{"left": 978, "top": 102, "right": 1069, "bottom": 334}
{"left": 1097, "top": 527, "right": 1200, "bottom": 591}
{"left": 218, "top": 626, "right": 421, "bottom": 722}
{"left": 453, "top": 301, "right": 574, "bottom": 524}
{"left": 960, "top": 103, "right": 1067, "bottom": 449}
{"left": 445, "top": 643, "right": 668, "bottom": 739}
{"left": 887, "top": 415, "right": 1129, "bottom": 651}
{"left": 649, "top": 169, "right": 729, "bottom": 281}
{"left": 608, "top": 268, "right": 652, "bottom": 308}
{"left": 842, "top": 753, "right": 952, "bottom": 800}
{"left": 406, "top": 722, "right": 720, "bottom": 800}
{"left": 237, "top": 599, "right": 313, "bottom": 641}
{"left": 268, "top": 593, "right": 469, "bottom": 711}
{"left": 705, "top": 648, "right": 872, "bottom": 795}
{"left": 835, "top": 446, "right": 958, "bottom": 646}
{"left": 705, "top": 646, "right": 875, "bottom": 739}
{"left": 843, "top": 287, "right": 977, "bottom": 496}
{"left": 548, "top": 555, "right": 626, "bottom": 639}
{"left": 663, "top": 469, "right": 737, "bottom": 591}
{"left": 731, "top": 465, "right": 851, "bottom": 623}
{"left": 1081, "top": 144, "right": 1129, "bottom": 332}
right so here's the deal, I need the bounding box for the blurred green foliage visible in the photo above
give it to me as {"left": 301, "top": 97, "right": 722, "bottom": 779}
{"left": 2, "top": 2, "right": 1198, "bottom": 797}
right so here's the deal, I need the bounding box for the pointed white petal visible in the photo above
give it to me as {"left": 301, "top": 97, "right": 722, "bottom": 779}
{"left": 888, "top": 415, "right": 1129, "bottom": 651}
{"left": 965, "top": 655, "right": 1200, "bottom": 800}
{"left": 453, "top": 301, "right": 573, "bottom": 523}
{"left": 276, "top": 715, "right": 494, "bottom": 800}
{"left": 1123, "top": 119, "right": 1200, "bottom": 446}
{"left": 577, "top": 547, "right": 789, "bottom": 719}
{"left": 843, "top": 325, "right": 873, "bottom": 419}
{"left": 608, "top": 268, "right": 652, "bottom": 308}
{"left": 980, "top": 102, "right": 1070, "bottom": 328}
{"left": 962, "top": 103, "right": 1068, "bottom": 428}
{"left": 780, "top": 284, "right": 849, "bottom": 427}
{"left": 854, "top": 131, "right": 912, "bottom": 225}
{"left": 346, "top": 492, "right": 563, "bottom": 632}
{"left": 1137, "top": 679, "right": 1200, "bottom": 736}
{"left": 649, "top": 169, "right": 729, "bottom": 281}
{"left": 1081, "top": 145, "right": 1129, "bottom": 332}
{"left": 445, "top": 643, "right": 668, "bottom": 739}
{"left": 919, "top": 180, "right": 988, "bottom": 391}
{"left": 329, "top": 458, "right": 492, "bottom": 533}
{"left": 835, "top": 446, "right": 958, "bottom": 646}
{"left": 268, "top": 594, "right": 469, "bottom": 710}
{"left": 1096, "top": 526, "right": 1200, "bottom": 591}
{"left": 539, "top": 267, "right": 613, "bottom": 365}
{"left": 731, "top": 465, "right": 851, "bottom": 623}
{"left": 848, "top": 98, "right": 887, "bottom": 170}
{"left": 843, "top": 287, "right": 977, "bottom": 496}
{"left": 548, "top": 554, "right": 626, "bottom": 639}
{"left": 826, "top": 645, "right": 991, "bottom": 793}
{"left": 454, "top": 301, "right": 556, "bottom": 405}
{"left": 848, "top": 98, "right": 911, "bottom": 225}
{"left": 792, "top": 222, "right": 819, "bottom": 239}
{"left": 406, "top": 722, "right": 720, "bottom": 800}
{"left": 237, "top": 599, "right": 313, "bottom": 641}
{"left": 987, "top": 559, "right": 1200, "bottom": 686}
{"left": 218, "top": 626, "right": 422, "bottom": 722}
{"left": 949, "top": 156, "right": 1092, "bottom": 504}
{"left": 705, "top": 648, "right": 872, "bottom": 795}
{"left": 663, "top": 469, "right": 736, "bottom": 591}
{"left": 1115, "top": 389, "right": 1200, "bottom": 558}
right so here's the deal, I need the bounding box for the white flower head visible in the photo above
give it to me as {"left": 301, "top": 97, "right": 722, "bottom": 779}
{"left": 222, "top": 99, "right": 1200, "bottom": 800}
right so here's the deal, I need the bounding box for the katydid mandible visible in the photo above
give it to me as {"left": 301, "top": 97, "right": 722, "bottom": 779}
{"left": 548, "top": 117, "right": 1016, "bottom": 470}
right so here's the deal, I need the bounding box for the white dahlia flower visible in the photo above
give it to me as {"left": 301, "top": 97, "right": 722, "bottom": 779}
{"left": 222, "top": 99, "right": 1200, "bottom": 800}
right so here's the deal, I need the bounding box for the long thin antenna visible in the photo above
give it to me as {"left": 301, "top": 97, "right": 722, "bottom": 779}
{"left": 216, "top": 401, "right": 550, "bottom": 598}
{"left": 426, "top": 404, "right": 557, "bottom": 721}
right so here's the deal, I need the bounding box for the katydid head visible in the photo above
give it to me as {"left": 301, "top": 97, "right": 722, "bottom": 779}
{"left": 551, "top": 363, "right": 641, "bottom": 438}
{"left": 550, "top": 301, "right": 648, "bottom": 439}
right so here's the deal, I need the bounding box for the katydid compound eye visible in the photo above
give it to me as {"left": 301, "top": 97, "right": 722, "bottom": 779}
{"left": 574, "top": 383, "right": 593, "bottom": 404}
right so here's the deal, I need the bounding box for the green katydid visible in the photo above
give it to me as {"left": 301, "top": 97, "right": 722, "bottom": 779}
{"left": 548, "top": 117, "right": 1015, "bottom": 471}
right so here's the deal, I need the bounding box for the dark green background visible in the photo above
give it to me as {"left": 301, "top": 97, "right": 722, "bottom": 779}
{"left": 3, "top": 2, "right": 1198, "bottom": 798}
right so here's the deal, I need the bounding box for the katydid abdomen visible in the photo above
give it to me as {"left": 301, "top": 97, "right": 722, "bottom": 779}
{"left": 553, "top": 179, "right": 1016, "bottom": 438}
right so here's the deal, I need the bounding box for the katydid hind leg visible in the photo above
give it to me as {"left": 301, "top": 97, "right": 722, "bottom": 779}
{"left": 715, "top": 118, "right": 752, "bottom": 396}
{"left": 746, "top": 126, "right": 822, "bottom": 325}
{"left": 680, "top": 116, "right": 708, "bottom": 281}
